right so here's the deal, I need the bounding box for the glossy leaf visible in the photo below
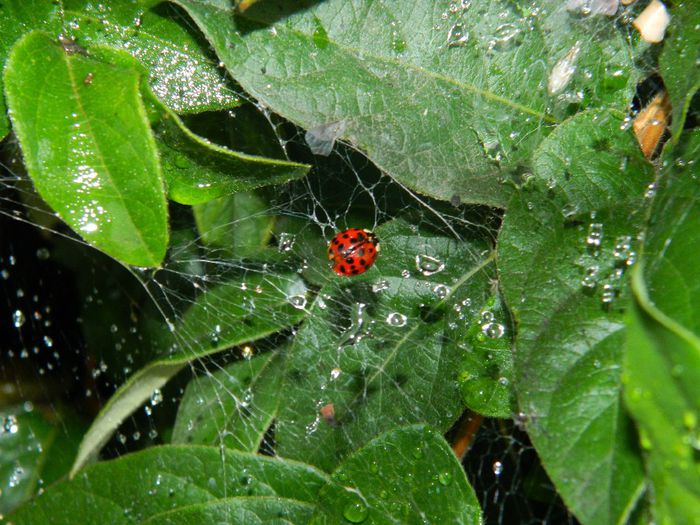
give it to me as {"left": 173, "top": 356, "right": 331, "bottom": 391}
{"left": 13, "top": 446, "right": 328, "bottom": 524}
{"left": 172, "top": 350, "right": 285, "bottom": 451}
{"left": 0, "top": 406, "right": 84, "bottom": 516}
{"left": 310, "top": 425, "right": 481, "bottom": 524}
{"left": 0, "top": 0, "right": 63, "bottom": 139}
{"left": 148, "top": 94, "right": 310, "bottom": 205}
{"left": 173, "top": 0, "right": 639, "bottom": 207}
{"left": 4, "top": 31, "right": 168, "bottom": 267}
{"left": 624, "top": 131, "right": 700, "bottom": 523}
{"left": 71, "top": 272, "right": 307, "bottom": 476}
{"left": 61, "top": 0, "right": 241, "bottom": 114}
{"left": 275, "top": 219, "right": 498, "bottom": 470}
{"left": 659, "top": 1, "right": 699, "bottom": 141}
{"left": 498, "top": 111, "right": 653, "bottom": 524}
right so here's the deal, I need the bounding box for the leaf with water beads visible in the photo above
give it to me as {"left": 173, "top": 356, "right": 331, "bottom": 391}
{"left": 310, "top": 425, "right": 481, "bottom": 524}
{"left": 498, "top": 110, "right": 654, "bottom": 525}
{"left": 273, "top": 219, "right": 498, "bottom": 471}
{"left": 11, "top": 446, "right": 329, "bottom": 524}
{"left": 4, "top": 31, "right": 169, "bottom": 267}
{"left": 171, "top": 0, "right": 639, "bottom": 207}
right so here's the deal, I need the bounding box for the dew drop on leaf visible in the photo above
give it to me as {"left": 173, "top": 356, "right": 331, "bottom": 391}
{"left": 343, "top": 498, "right": 369, "bottom": 523}
{"left": 415, "top": 254, "right": 445, "bottom": 276}
{"left": 386, "top": 312, "right": 408, "bottom": 327}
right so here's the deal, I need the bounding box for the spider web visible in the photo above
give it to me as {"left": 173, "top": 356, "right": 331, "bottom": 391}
{"left": 0, "top": 1, "right": 649, "bottom": 522}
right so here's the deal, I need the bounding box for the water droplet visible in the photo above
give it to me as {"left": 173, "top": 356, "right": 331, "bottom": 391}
{"left": 613, "top": 235, "right": 632, "bottom": 261}
{"left": 401, "top": 269, "right": 411, "bottom": 278}
{"left": 12, "top": 310, "right": 25, "bottom": 329}
{"left": 586, "top": 223, "right": 604, "bottom": 249}
{"left": 241, "top": 345, "right": 254, "bottom": 359}
{"left": 288, "top": 294, "right": 307, "bottom": 309}
{"left": 490, "top": 23, "right": 520, "bottom": 50}
{"left": 415, "top": 255, "right": 445, "bottom": 276}
{"left": 498, "top": 376, "right": 509, "bottom": 386}
{"left": 277, "top": 232, "right": 296, "bottom": 253}
{"left": 493, "top": 461, "right": 503, "bottom": 476}
{"left": 481, "top": 322, "right": 505, "bottom": 339}
{"left": 330, "top": 367, "right": 342, "bottom": 380}
{"left": 386, "top": 312, "right": 408, "bottom": 327}
{"left": 447, "top": 23, "right": 469, "bottom": 47}
{"left": 433, "top": 284, "right": 451, "bottom": 299}
{"left": 644, "top": 182, "right": 657, "bottom": 199}
{"left": 372, "top": 279, "right": 390, "bottom": 293}
{"left": 36, "top": 248, "right": 50, "bottom": 260}
{"left": 601, "top": 283, "right": 616, "bottom": 304}
{"left": 581, "top": 265, "right": 599, "bottom": 289}
{"left": 2, "top": 415, "right": 19, "bottom": 434}
{"left": 438, "top": 471, "right": 453, "bottom": 486}
{"left": 150, "top": 389, "right": 163, "bottom": 406}
{"left": 343, "top": 498, "right": 368, "bottom": 523}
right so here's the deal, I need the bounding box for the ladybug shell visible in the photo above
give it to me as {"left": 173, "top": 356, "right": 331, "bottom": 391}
{"left": 328, "top": 228, "right": 379, "bottom": 276}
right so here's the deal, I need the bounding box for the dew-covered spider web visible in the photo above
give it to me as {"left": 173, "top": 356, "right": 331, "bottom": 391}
{"left": 0, "top": 0, "right": 666, "bottom": 523}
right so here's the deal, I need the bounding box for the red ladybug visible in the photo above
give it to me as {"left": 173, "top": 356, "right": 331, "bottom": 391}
{"left": 328, "top": 228, "right": 379, "bottom": 276}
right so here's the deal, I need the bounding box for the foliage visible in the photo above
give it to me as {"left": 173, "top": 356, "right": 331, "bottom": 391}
{"left": 1, "top": 1, "right": 698, "bottom": 524}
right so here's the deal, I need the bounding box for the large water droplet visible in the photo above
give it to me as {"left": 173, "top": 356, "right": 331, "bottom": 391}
{"left": 2, "top": 415, "right": 19, "bottom": 434}
{"left": 343, "top": 498, "right": 369, "bottom": 523}
{"left": 415, "top": 254, "right": 445, "bottom": 276}
{"left": 438, "top": 471, "right": 453, "bottom": 486}
{"left": 581, "top": 265, "right": 599, "bottom": 289}
{"left": 288, "top": 294, "right": 307, "bottom": 309}
{"left": 386, "top": 312, "right": 408, "bottom": 327}
{"left": 481, "top": 322, "right": 505, "bottom": 339}
{"left": 493, "top": 461, "right": 504, "bottom": 476}
{"left": 433, "top": 284, "right": 451, "bottom": 299}
{"left": 447, "top": 23, "right": 469, "bottom": 47}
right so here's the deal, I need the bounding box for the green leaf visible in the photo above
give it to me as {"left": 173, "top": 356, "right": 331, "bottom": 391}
{"left": 172, "top": 350, "right": 286, "bottom": 450}
{"left": 172, "top": 0, "right": 638, "bottom": 207}
{"left": 1, "top": 406, "right": 85, "bottom": 516}
{"left": 310, "top": 425, "right": 481, "bottom": 524}
{"left": 274, "top": 219, "right": 498, "bottom": 471}
{"left": 62, "top": 0, "right": 241, "bottom": 114}
{"left": 193, "top": 191, "right": 274, "bottom": 256}
{"left": 71, "top": 272, "right": 307, "bottom": 476}
{"left": 623, "top": 130, "right": 700, "bottom": 523}
{"left": 659, "top": 2, "right": 700, "bottom": 142}
{"left": 13, "top": 445, "right": 328, "bottom": 524}
{"left": 148, "top": 94, "right": 310, "bottom": 205}
{"left": 498, "top": 111, "right": 653, "bottom": 524}
{"left": 142, "top": 497, "right": 314, "bottom": 524}
{"left": 4, "top": 31, "right": 168, "bottom": 267}
{"left": 0, "top": 0, "right": 63, "bottom": 139}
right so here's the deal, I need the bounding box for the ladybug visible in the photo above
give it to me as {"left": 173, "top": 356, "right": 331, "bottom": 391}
{"left": 328, "top": 228, "right": 379, "bottom": 276}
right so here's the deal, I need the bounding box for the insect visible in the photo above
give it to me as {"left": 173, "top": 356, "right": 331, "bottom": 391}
{"left": 328, "top": 228, "right": 379, "bottom": 276}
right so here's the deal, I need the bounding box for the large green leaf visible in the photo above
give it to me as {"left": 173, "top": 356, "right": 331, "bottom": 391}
{"left": 274, "top": 219, "right": 500, "bottom": 470}
{"left": 172, "top": 0, "right": 639, "bottom": 207}
{"left": 4, "top": 31, "right": 168, "bottom": 267}
{"left": 172, "top": 350, "right": 286, "bottom": 451}
{"left": 0, "top": 406, "right": 85, "bottom": 516}
{"left": 0, "top": 0, "right": 62, "bottom": 139}
{"left": 12, "top": 445, "right": 328, "bottom": 524}
{"left": 624, "top": 131, "right": 700, "bottom": 524}
{"left": 310, "top": 425, "right": 482, "bottom": 524}
{"left": 498, "top": 111, "right": 653, "bottom": 525}
{"left": 71, "top": 272, "right": 307, "bottom": 476}
{"left": 61, "top": 0, "right": 241, "bottom": 114}
{"left": 659, "top": 2, "right": 699, "bottom": 142}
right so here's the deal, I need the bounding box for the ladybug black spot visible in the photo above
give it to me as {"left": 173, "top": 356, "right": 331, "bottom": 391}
{"left": 360, "top": 259, "right": 367, "bottom": 266}
{"left": 350, "top": 237, "right": 357, "bottom": 243}
{"left": 333, "top": 239, "right": 340, "bottom": 245}
{"left": 351, "top": 269, "right": 359, "bottom": 275}
{"left": 368, "top": 247, "right": 374, "bottom": 253}
{"left": 345, "top": 257, "right": 354, "bottom": 264}
{"left": 343, "top": 234, "right": 349, "bottom": 239}
{"left": 357, "top": 233, "right": 365, "bottom": 241}
{"left": 339, "top": 265, "right": 347, "bottom": 273}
